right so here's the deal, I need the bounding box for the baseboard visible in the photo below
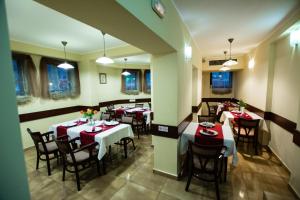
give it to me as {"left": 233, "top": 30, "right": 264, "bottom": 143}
{"left": 153, "top": 168, "right": 178, "bottom": 180}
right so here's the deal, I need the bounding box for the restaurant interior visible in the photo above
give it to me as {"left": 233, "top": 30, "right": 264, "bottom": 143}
{"left": 1, "top": 0, "right": 300, "bottom": 199}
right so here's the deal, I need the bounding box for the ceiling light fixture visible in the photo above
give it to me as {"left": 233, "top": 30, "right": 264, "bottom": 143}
{"left": 223, "top": 38, "right": 238, "bottom": 66}
{"left": 290, "top": 28, "right": 300, "bottom": 47}
{"left": 96, "top": 31, "right": 114, "bottom": 65}
{"left": 121, "top": 58, "right": 131, "bottom": 76}
{"left": 220, "top": 51, "right": 230, "bottom": 71}
{"left": 57, "top": 41, "right": 74, "bottom": 69}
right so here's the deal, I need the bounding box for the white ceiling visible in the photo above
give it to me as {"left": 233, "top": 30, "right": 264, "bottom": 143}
{"left": 113, "top": 54, "right": 151, "bottom": 65}
{"left": 173, "top": 0, "right": 300, "bottom": 57}
{"left": 5, "top": 0, "right": 128, "bottom": 54}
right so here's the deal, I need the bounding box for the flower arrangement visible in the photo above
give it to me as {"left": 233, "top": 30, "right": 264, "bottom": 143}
{"left": 238, "top": 100, "right": 247, "bottom": 108}
{"left": 80, "top": 108, "right": 98, "bottom": 119}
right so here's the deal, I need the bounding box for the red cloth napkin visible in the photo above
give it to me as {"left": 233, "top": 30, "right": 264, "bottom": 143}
{"left": 80, "top": 124, "right": 118, "bottom": 146}
{"left": 115, "top": 109, "right": 125, "bottom": 117}
{"left": 230, "top": 111, "right": 253, "bottom": 120}
{"left": 195, "top": 124, "right": 224, "bottom": 145}
{"left": 56, "top": 121, "right": 87, "bottom": 137}
{"left": 136, "top": 111, "right": 145, "bottom": 120}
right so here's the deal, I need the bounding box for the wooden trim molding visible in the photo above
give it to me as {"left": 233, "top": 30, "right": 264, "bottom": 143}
{"left": 293, "top": 130, "right": 300, "bottom": 147}
{"left": 99, "top": 98, "right": 151, "bottom": 108}
{"left": 151, "top": 113, "right": 193, "bottom": 139}
{"left": 192, "top": 102, "right": 202, "bottom": 113}
{"left": 264, "top": 112, "right": 297, "bottom": 133}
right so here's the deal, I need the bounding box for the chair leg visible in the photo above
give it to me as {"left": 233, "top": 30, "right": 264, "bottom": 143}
{"left": 46, "top": 155, "right": 51, "bottom": 176}
{"left": 124, "top": 140, "right": 128, "bottom": 158}
{"left": 102, "top": 156, "right": 106, "bottom": 174}
{"left": 131, "top": 138, "right": 136, "bottom": 150}
{"left": 215, "top": 175, "right": 220, "bottom": 200}
{"left": 36, "top": 152, "right": 40, "bottom": 170}
{"left": 62, "top": 162, "right": 66, "bottom": 181}
{"left": 74, "top": 166, "right": 81, "bottom": 191}
{"left": 255, "top": 135, "right": 258, "bottom": 155}
{"left": 96, "top": 159, "right": 101, "bottom": 176}
{"left": 185, "top": 171, "right": 192, "bottom": 191}
{"left": 224, "top": 157, "right": 228, "bottom": 182}
{"left": 108, "top": 145, "right": 112, "bottom": 163}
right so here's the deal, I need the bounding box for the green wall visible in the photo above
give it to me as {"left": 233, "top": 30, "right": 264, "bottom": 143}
{"left": 0, "top": 1, "right": 30, "bottom": 199}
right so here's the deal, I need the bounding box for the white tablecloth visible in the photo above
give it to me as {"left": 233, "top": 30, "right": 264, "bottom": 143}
{"left": 49, "top": 120, "right": 134, "bottom": 160}
{"left": 180, "top": 122, "right": 238, "bottom": 166}
{"left": 115, "top": 107, "right": 152, "bottom": 125}
{"left": 220, "top": 111, "right": 263, "bottom": 125}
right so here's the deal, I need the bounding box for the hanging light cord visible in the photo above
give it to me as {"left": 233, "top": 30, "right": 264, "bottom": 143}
{"left": 102, "top": 31, "right": 106, "bottom": 56}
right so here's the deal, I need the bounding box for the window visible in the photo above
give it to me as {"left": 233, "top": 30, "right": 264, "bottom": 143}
{"left": 40, "top": 57, "right": 80, "bottom": 99}
{"left": 210, "top": 72, "right": 232, "bottom": 94}
{"left": 121, "top": 69, "right": 142, "bottom": 94}
{"left": 143, "top": 69, "right": 151, "bottom": 94}
{"left": 12, "top": 53, "right": 38, "bottom": 103}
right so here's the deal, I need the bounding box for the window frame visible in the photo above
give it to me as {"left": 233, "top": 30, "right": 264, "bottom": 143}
{"left": 143, "top": 69, "right": 151, "bottom": 94}
{"left": 40, "top": 57, "right": 80, "bottom": 99}
{"left": 210, "top": 71, "right": 233, "bottom": 94}
{"left": 121, "top": 69, "right": 142, "bottom": 95}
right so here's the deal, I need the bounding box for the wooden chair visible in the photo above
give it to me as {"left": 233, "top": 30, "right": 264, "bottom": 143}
{"left": 233, "top": 118, "right": 260, "bottom": 154}
{"left": 185, "top": 141, "right": 226, "bottom": 200}
{"left": 135, "top": 103, "right": 144, "bottom": 108}
{"left": 106, "top": 104, "right": 115, "bottom": 120}
{"left": 206, "top": 102, "right": 217, "bottom": 117}
{"left": 100, "top": 112, "right": 111, "bottom": 121}
{"left": 197, "top": 115, "right": 216, "bottom": 123}
{"left": 114, "top": 116, "right": 136, "bottom": 158}
{"left": 26, "top": 128, "right": 59, "bottom": 176}
{"left": 55, "top": 136, "right": 101, "bottom": 191}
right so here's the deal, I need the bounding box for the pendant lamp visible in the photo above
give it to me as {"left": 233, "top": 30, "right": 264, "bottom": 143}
{"left": 223, "top": 38, "right": 238, "bottom": 66}
{"left": 220, "top": 51, "right": 230, "bottom": 71}
{"left": 96, "top": 31, "right": 114, "bottom": 64}
{"left": 57, "top": 41, "right": 74, "bottom": 69}
{"left": 121, "top": 58, "right": 131, "bottom": 76}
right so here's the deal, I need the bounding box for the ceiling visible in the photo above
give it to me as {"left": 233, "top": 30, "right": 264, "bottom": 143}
{"left": 113, "top": 54, "right": 151, "bottom": 65}
{"left": 173, "top": 0, "right": 300, "bottom": 57}
{"left": 5, "top": 0, "right": 129, "bottom": 54}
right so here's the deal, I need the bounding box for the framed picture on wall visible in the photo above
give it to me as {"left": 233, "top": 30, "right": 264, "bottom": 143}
{"left": 99, "top": 73, "right": 107, "bottom": 84}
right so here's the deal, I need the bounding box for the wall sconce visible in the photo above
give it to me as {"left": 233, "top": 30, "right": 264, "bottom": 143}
{"left": 185, "top": 45, "right": 192, "bottom": 60}
{"left": 248, "top": 58, "right": 255, "bottom": 69}
{"left": 290, "top": 29, "right": 300, "bottom": 47}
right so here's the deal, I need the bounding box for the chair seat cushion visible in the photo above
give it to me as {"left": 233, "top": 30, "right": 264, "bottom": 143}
{"left": 233, "top": 126, "right": 255, "bottom": 136}
{"left": 67, "top": 151, "right": 93, "bottom": 163}
{"left": 38, "top": 141, "right": 58, "bottom": 153}
{"left": 133, "top": 120, "right": 143, "bottom": 125}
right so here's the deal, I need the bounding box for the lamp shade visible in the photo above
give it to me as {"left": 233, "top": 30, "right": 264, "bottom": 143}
{"left": 96, "top": 56, "right": 114, "bottom": 64}
{"left": 57, "top": 62, "right": 74, "bottom": 69}
{"left": 122, "top": 71, "right": 131, "bottom": 76}
{"left": 223, "top": 59, "right": 238, "bottom": 66}
{"left": 220, "top": 66, "right": 230, "bottom": 71}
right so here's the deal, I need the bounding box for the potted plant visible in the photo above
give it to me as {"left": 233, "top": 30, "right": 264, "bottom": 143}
{"left": 238, "top": 100, "right": 247, "bottom": 113}
{"left": 80, "top": 108, "right": 98, "bottom": 125}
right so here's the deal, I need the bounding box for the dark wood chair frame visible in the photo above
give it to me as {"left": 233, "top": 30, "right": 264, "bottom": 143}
{"left": 185, "top": 141, "right": 226, "bottom": 200}
{"left": 26, "top": 128, "right": 60, "bottom": 176}
{"left": 233, "top": 118, "right": 260, "bottom": 154}
{"left": 55, "top": 136, "right": 103, "bottom": 191}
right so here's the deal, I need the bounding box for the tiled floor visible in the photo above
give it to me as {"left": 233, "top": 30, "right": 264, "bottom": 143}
{"left": 24, "top": 128, "right": 297, "bottom": 199}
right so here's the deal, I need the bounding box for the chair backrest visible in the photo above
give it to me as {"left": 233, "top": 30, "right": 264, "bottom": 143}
{"left": 206, "top": 102, "right": 217, "bottom": 116}
{"left": 26, "top": 128, "right": 47, "bottom": 153}
{"left": 135, "top": 103, "right": 144, "bottom": 108}
{"left": 148, "top": 102, "right": 151, "bottom": 109}
{"left": 55, "top": 138, "right": 76, "bottom": 163}
{"left": 101, "top": 112, "right": 111, "bottom": 121}
{"left": 107, "top": 104, "right": 115, "bottom": 111}
{"left": 121, "top": 116, "right": 133, "bottom": 124}
{"left": 188, "top": 141, "right": 224, "bottom": 177}
{"left": 237, "top": 118, "right": 260, "bottom": 136}
{"left": 198, "top": 115, "right": 215, "bottom": 123}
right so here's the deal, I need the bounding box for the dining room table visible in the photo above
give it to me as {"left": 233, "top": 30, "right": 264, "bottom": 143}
{"left": 220, "top": 110, "right": 263, "bottom": 126}
{"left": 49, "top": 119, "right": 134, "bottom": 160}
{"left": 113, "top": 106, "right": 152, "bottom": 125}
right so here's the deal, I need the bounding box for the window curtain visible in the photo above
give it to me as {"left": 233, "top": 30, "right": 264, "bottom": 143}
{"left": 40, "top": 57, "right": 80, "bottom": 99}
{"left": 143, "top": 69, "right": 151, "bottom": 94}
{"left": 12, "top": 52, "right": 38, "bottom": 98}
{"left": 121, "top": 69, "right": 142, "bottom": 94}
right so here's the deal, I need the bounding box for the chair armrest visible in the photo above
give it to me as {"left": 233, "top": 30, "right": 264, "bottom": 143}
{"left": 56, "top": 135, "right": 70, "bottom": 140}
{"left": 73, "top": 142, "right": 98, "bottom": 154}
{"left": 68, "top": 137, "right": 80, "bottom": 144}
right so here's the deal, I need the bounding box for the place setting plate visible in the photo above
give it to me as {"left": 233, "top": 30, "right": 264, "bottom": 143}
{"left": 200, "top": 129, "right": 218, "bottom": 136}
{"left": 63, "top": 122, "right": 77, "bottom": 127}
{"left": 199, "top": 121, "right": 215, "bottom": 128}
{"left": 104, "top": 121, "right": 119, "bottom": 126}
{"left": 85, "top": 127, "right": 102, "bottom": 133}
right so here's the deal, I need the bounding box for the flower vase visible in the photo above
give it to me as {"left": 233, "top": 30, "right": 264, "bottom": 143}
{"left": 88, "top": 117, "right": 94, "bottom": 126}
{"left": 240, "top": 106, "right": 245, "bottom": 113}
